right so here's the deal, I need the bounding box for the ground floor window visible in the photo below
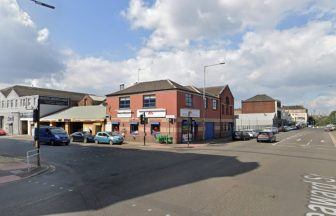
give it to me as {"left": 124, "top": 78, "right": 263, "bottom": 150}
{"left": 112, "top": 123, "right": 120, "bottom": 132}
{"left": 151, "top": 123, "right": 160, "bottom": 137}
{"left": 130, "top": 123, "right": 139, "bottom": 134}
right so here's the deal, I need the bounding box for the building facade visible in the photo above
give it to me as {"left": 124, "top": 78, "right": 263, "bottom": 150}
{"left": 0, "top": 85, "right": 86, "bottom": 135}
{"left": 236, "top": 94, "right": 284, "bottom": 130}
{"left": 282, "top": 105, "right": 308, "bottom": 124}
{"left": 105, "top": 80, "right": 234, "bottom": 144}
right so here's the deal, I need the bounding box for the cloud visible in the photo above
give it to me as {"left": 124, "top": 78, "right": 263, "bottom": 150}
{"left": 37, "top": 28, "right": 49, "bottom": 44}
{"left": 0, "top": 0, "right": 64, "bottom": 83}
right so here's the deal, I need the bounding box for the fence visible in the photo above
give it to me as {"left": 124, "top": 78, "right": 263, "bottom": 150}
{"left": 26, "top": 149, "right": 39, "bottom": 172}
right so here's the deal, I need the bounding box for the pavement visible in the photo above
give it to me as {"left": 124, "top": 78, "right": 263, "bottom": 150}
{"left": 0, "top": 128, "right": 335, "bottom": 216}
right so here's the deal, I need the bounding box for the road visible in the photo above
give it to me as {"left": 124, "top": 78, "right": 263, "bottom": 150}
{"left": 0, "top": 128, "right": 335, "bottom": 216}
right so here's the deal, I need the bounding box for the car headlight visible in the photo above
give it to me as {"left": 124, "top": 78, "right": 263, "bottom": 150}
{"left": 54, "top": 135, "right": 60, "bottom": 139}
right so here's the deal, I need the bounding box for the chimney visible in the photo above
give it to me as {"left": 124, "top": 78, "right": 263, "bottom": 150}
{"left": 120, "top": 84, "right": 125, "bottom": 90}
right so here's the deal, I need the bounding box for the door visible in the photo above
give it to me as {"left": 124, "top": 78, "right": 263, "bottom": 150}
{"left": 21, "top": 121, "right": 28, "bottom": 134}
{"left": 8, "top": 123, "right": 13, "bottom": 135}
{"left": 205, "top": 122, "right": 214, "bottom": 140}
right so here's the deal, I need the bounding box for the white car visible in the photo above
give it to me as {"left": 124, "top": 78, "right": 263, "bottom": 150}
{"left": 245, "top": 130, "right": 258, "bottom": 138}
{"left": 264, "top": 127, "right": 279, "bottom": 134}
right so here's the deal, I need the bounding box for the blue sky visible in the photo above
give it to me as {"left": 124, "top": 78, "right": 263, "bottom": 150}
{"left": 1, "top": 0, "right": 336, "bottom": 114}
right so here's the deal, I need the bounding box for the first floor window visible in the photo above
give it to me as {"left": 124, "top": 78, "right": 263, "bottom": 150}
{"left": 185, "top": 94, "right": 192, "bottom": 107}
{"left": 143, "top": 95, "right": 156, "bottom": 108}
{"left": 212, "top": 99, "right": 217, "bottom": 110}
{"left": 119, "top": 97, "right": 130, "bottom": 109}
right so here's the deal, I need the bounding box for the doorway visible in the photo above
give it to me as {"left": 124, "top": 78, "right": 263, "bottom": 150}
{"left": 21, "top": 121, "right": 28, "bottom": 134}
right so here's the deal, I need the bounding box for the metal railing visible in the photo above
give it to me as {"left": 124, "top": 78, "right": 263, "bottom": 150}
{"left": 26, "top": 149, "right": 40, "bottom": 172}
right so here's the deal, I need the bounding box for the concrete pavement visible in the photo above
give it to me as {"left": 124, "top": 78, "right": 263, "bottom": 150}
{"left": 0, "top": 128, "right": 335, "bottom": 216}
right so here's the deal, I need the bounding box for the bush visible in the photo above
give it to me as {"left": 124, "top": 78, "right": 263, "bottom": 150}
{"left": 156, "top": 135, "right": 173, "bottom": 144}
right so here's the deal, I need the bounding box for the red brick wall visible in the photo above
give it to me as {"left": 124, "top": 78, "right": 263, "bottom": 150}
{"left": 78, "top": 95, "right": 94, "bottom": 106}
{"left": 242, "top": 101, "right": 275, "bottom": 113}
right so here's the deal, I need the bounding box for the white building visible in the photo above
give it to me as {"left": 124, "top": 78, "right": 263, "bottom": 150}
{"left": 235, "top": 113, "right": 276, "bottom": 131}
{"left": 0, "top": 85, "right": 86, "bottom": 135}
{"left": 282, "top": 105, "right": 308, "bottom": 124}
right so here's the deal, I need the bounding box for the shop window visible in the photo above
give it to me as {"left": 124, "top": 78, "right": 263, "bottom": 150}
{"left": 151, "top": 123, "right": 160, "bottom": 136}
{"left": 112, "top": 123, "right": 120, "bottom": 132}
{"left": 212, "top": 99, "right": 217, "bottom": 110}
{"left": 185, "top": 94, "right": 193, "bottom": 107}
{"left": 119, "top": 97, "right": 130, "bottom": 109}
{"left": 130, "top": 123, "right": 139, "bottom": 134}
{"left": 143, "top": 95, "right": 156, "bottom": 108}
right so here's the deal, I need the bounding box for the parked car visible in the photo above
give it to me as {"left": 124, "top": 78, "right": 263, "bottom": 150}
{"left": 257, "top": 131, "right": 276, "bottom": 143}
{"left": 264, "top": 127, "right": 279, "bottom": 134}
{"left": 324, "top": 124, "right": 335, "bottom": 132}
{"left": 245, "top": 129, "right": 258, "bottom": 138}
{"left": 34, "top": 126, "right": 70, "bottom": 145}
{"left": 70, "top": 131, "right": 95, "bottom": 143}
{"left": 0, "top": 129, "right": 6, "bottom": 136}
{"left": 94, "top": 132, "right": 124, "bottom": 145}
{"left": 233, "top": 131, "right": 251, "bottom": 141}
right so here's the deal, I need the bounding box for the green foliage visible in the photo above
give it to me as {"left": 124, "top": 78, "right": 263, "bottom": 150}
{"left": 315, "top": 110, "right": 336, "bottom": 126}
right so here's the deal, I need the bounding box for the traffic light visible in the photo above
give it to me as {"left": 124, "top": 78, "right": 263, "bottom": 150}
{"left": 33, "top": 109, "right": 39, "bottom": 122}
{"left": 140, "top": 114, "right": 145, "bottom": 124}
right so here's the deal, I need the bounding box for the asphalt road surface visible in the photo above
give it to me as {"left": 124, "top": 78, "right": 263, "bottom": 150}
{"left": 0, "top": 128, "right": 335, "bottom": 216}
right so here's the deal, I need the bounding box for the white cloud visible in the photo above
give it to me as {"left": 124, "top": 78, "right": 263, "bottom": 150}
{"left": 37, "top": 28, "right": 49, "bottom": 44}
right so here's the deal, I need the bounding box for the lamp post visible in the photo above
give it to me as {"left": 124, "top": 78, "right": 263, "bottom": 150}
{"left": 203, "top": 62, "right": 225, "bottom": 142}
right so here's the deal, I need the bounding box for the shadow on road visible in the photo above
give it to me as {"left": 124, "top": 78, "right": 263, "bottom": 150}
{"left": 0, "top": 139, "right": 259, "bottom": 215}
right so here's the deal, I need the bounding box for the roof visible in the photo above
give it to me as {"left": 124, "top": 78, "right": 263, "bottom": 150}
{"left": 283, "top": 105, "right": 307, "bottom": 110}
{"left": 204, "top": 86, "right": 227, "bottom": 97}
{"left": 106, "top": 79, "right": 228, "bottom": 98}
{"left": 41, "top": 105, "right": 106, "bottom": 121}
{"left": 88, "top": 95, "right": 105, "bottom": 102}
{"left": 243, "top": 94, "right": 276, "bottom": 102}
{"left": 0, "top": 85, "right": 86, "bottom": 101}
{"left": 107, "top": 79, "right": 198, "bottom": 97}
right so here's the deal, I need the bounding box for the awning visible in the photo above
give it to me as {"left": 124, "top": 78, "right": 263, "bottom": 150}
{"left": 130, "top": 122, "right": 139, "bottom": 125}
{"left": 151, "top": 122, "right": 160, "bottom": 125}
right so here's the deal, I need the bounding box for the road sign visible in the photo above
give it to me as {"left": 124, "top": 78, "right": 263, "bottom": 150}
{"left": 39, "top": 96, "right": 69, "bottom": 106}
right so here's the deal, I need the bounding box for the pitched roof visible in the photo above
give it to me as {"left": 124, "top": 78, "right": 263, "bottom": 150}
{"left": 41, "top": 105, "right": 106, "bottom": 121}
{"left": 1, "top": 85, "right": 86, "bottom": 101}
{"left": 88, "top": 95, "right": 105, "bottom": 102}
{"left": 283, "top": 105, "right": 306, "bottom": 110}
{"left": 204, "top": 85, "right": 227, "bottom": 97}
{"left": 106, "top": 79, "right": 193, "bottom": 96}
{"left": 244, "top": 94, "right": 276, "bottom": 102}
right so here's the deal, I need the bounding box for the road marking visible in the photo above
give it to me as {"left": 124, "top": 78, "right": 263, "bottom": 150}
{"left": 51, "top": 184, "right": 55, "bottom": 187}
{"left": 132, "top": 204, "right": 136, "bottom": 207}
{"left": 301, "top": 139, "right": 312, "bottom": 147}
{"left": 297, "top": 138, "right": 302, "bottom": 142}
{"left": 147, "top": 209, "right": 152, "bottom": 212}
{"left": 321, "top": 140, "right": 324, "bottom": 143}
{"left": 328, "top": 133, "right": 336, "bottom": 147}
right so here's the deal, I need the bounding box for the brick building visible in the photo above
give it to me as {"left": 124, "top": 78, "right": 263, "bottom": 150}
{"left": 78, "top": 95, "right": 105, "bottom": 106}
{"left": 105, "top": 80, "right": 234, "bottom": 144}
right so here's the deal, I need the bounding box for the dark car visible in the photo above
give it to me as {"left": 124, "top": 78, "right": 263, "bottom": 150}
{"left": 233, "top": 131, "right": 251, "bottom": 141}
{"left": 257, "top": 131, "right": 276, "bottom": 143}
{"left": 70, "top": 131, "right": 94, "bottom": 143}
{"left": 34, "top": 126, "right": 70, "bottom": 146}
{"left": 0, "top": 129, "right": 6, "bottom": 136}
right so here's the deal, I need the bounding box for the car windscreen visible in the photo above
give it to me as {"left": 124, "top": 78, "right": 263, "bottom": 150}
{"left": 50, "top": 128, "right": 67, "bottom": 135}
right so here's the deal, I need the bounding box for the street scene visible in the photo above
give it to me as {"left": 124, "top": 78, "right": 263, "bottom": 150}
{"left": 0, "top": 128, "right": 335, "bottom": 216}
{"left": 1, "top": 0, "right": 336, "bottom": 216}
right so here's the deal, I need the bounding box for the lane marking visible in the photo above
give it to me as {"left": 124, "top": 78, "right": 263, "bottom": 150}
{"left": 321, "top": 140, "right": 324, "bottom": 143}
{"left": 297, "top": 138, "right": 302, "bottom": 142}
{"left": 328, "top": 132, "right": 336, "bottom": 147}
{"left": 300, "top": 139, "right": 312, "bottom": 147}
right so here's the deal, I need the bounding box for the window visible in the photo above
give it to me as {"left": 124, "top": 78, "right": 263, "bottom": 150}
{"left": 130, "top": 123, "right": 139, "bottom": 134}
{"left": 10, "top": 100, "right": 13, "bottom": 108}
{"left": 221, "top": 104, "right": 224, "bottom": 115}
{"left": 7, "top": 100, "right": 9, "bottom": 108}
{"left": 119, "top": 97, "right": 130, "bottom": 109}
{"left": 33, "top": 98, "right": 36, "bottom": 106}
{"left": 15, "top": 99, "right": 18, "bottom": 107}
{"left": 19, "top": 99, "right": 22, "bottom": 107}
{"left": 23, "top": 98, "right": 26, "bottom": 107}
{"left": 204, "top": 98, "right": 208, "bottom": 109}
{"left": 27, "top": 98, "right": 31, "bottom": 107}
{"left": 185, "top": 94, "right": 193, "bottom": 107}
{"left": 143, "top": 95, "right": 156, "bottom": 108}
{"left": 1, "top": 101, "right": 3, "bottom": 108}
{"left": 212, "top": 99, "right": 217, "bottom": 110}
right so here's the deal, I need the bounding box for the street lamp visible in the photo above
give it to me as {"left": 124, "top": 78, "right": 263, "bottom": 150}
{"left": 29, "top": 0, "right": 55, "bottom": 9}
{"left": 203, "top": 62, "right": 225, "bottom": 142}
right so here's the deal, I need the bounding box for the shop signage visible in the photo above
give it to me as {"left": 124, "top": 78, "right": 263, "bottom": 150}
{"left": 180, "top": 108, "right": 200, "bottom": 118}
{"left": 166, "top": 115, "right": 176, "bottom": 119}
{"left": 39, "top": 96, "right": 69, "bottom": 106}
{"left": 7, "top": 116, "right": 14, "bottom": 123}
{"left": 137, "top": 109, "right": 166, "bottom": 118}
{"left": 117, "top": 110, "right": 132, "bottom": 118}
{"left": 20, "top": 112, "right": 33, "bottom": 118}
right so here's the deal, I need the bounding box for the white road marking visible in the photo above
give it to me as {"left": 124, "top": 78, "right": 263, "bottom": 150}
{"left": 68, "top": 189, "right": 73, "bottom": 192}
{"left": 59, "top": 187, "right": 63, "bottom": 190}
{"left": 147, "top": 209, "right": 152, "bottom": 212}
{"left": 297, "top": 138, "right": 302, "bottom": 142}
{"left": 132, "top": 204, "right": 136, "bottom": 207}
{"left": 51, "top": 185, "right": 55, "bottom": 187}
{"left": 301, "top": 139, "right": 312, "bottom": 147}
{"left": 321, "top": 140, "right": 324, "bottom": 143}
{"left": 328, "top": 133, "right": 336, "bottom": 147}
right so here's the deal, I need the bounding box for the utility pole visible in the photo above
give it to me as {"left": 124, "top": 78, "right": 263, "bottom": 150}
{"left": 33, "top": 97, "right": 41, "bottom": 167}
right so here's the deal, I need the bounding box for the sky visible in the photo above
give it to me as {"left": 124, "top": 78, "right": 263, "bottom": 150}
{"left": 1, "top": 0, "right": 336, "bottom": 115}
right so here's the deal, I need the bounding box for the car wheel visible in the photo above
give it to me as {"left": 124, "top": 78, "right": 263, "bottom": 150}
{"left": 109, "top": 140, "right": 113, "bottom": 145}
{"left": 95, "top": 140, "right": 99, "bottom": 144}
